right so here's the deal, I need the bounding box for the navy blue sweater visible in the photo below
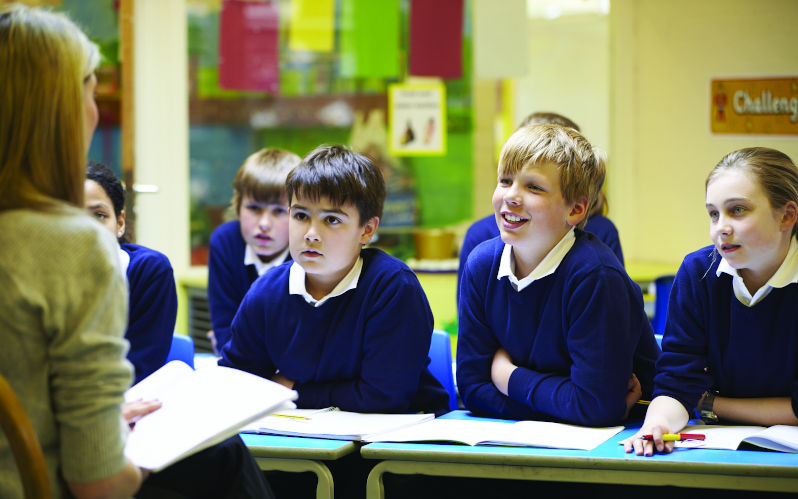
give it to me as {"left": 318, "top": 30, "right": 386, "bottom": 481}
{"left": 654, "top": 245, "right": 798, "bottom": 417}
{"left": 208, "top": 220, "right": 290, "bottom": 350}
{"left": 122, "top": 243, "right": 177, "bottom": 383}
{"left": 457, "top": 231, "right": 659, "bottom": 426}
{"left": 457, "top": 214, "right": 624, "bottom": 306}
{"left": 219, "top": 248, "right": 449, "bottom": 414}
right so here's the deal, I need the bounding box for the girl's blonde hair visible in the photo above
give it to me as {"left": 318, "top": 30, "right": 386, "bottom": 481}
{"left": 0, "top": 4, "right": 99, "bottom": 211}
{"left": 498, "top": 124, "right": 606, "bottom": 229}
{"left": 707, "top": 147, "right": 798, "bottom": 237}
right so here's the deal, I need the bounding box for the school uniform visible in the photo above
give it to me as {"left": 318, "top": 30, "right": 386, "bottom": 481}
{"left": 457, "top": 214, "right": 624, "bottom": 306}
{"left": 457, "top": 229, "right": 659, "bottom": 426}
{"left": 583, "top": 214, "right": 624, "bottom": 266}
{"left": 121, "top": 243, "right": 177, "bottom": 384}
{"left": 207, "top": 220, "right": 290, "bottom": 351}
{"left": 653, "top": 241, "right": 798, "bottom": 417}
{"left": 219, "top": 248, "right": 449, "bottom": 415}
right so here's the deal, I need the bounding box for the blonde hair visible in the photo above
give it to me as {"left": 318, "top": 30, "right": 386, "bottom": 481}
{"left": 0, "top": 4, "right": 99, "bottom": 212}
{"left": 231, "top": 148, "right": 301, "bottom": 215}
{"left": 707, "top": 147, "right": 798, "bottom": 237}
{"left": 498, "top": 124, "right": 606, "bottom": 229}
{"left": 518, "top": 112, "right": 580, "bottom": 132}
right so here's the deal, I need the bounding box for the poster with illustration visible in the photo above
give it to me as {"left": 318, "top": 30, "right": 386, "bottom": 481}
{"left": 388, "top": 82, "right": 446, "bottom": 156}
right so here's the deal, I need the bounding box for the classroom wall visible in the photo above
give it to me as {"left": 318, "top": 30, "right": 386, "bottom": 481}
{"left": 610, "top": 0, "right": 798, "bottom": 267}
{"left": 472, "top": 13, "right": 610, "bottom": 221}
{"left": 133, "top": 0, "right": 190, "bottom": 273}
{"left": 515, "top": 14, "right": 610, "bottom": 159}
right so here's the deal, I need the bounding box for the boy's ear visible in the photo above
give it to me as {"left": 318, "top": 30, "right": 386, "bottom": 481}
{"left": 117, "top": 209, "right": 127, "bottom": 239}
{"left": 566, "top": 196, "right": 589, "bottom": 227}
{"left": 359, "top": 216, "right": 380, "bottom": 245}
{"left": 780, "top": 200, "right": 798, "bottom": 232}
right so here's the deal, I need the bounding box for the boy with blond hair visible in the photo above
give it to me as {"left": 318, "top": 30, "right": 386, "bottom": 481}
{"left": 457, "top": 125, "right": 659, "bottom": 426}
{"left": 208, "top": 148, "right": 300, "bottom": 352}
{"left": 220, "top": 145, "right": 448, "bottom": 414}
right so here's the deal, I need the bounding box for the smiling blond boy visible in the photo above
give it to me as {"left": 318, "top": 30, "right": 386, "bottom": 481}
{"left": 457, "top": 125, "right": 659, "bottom": 426}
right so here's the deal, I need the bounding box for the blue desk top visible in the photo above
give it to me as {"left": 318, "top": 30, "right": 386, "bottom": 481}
{"left": 241, "top": 432, "right": 356, "bottom": 460}
{"left": 361, "top": 411, "right": 798, "bottom": 473}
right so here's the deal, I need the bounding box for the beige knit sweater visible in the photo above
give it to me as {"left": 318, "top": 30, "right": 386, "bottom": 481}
{"left": 0, "top": 207, "right": 133, "bottom": 498}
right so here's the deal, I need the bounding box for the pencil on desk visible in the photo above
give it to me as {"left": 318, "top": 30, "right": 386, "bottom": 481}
{"left": 270, "top": 413, "right": 309, "bottom": 420}
{"left": 640, "top": 433, "right": 705, "bottom": 441}
{"left": 635, "top": 399, "right": 651, "bottom": 406}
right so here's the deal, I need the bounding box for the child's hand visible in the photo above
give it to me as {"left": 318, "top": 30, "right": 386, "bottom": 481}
{"left": 271, "top": 373, "right": 295, "bottom": 389}
{"left": 491, "top": 348, "right": 517, "bottom": 396}
{"left": 206, "top": 329, "right": 218, "bottom": 355}
{"left": 623, "top": 422, "right": 676, "bottom": 456}
{"left": 624, "top": 373, "right": 642, "bottom": 419}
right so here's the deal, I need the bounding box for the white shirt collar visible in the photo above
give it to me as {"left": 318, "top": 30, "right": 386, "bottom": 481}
{"left": 716, "top": 237, "right": 798, "bottom": 307}
{"left": 288, "top": 256, "right": 363, "bottom": 307}
{"left": 117, "top": 246, "right": 130, "bottom": 278}
{"left": 244, "top": 244, "right": 289, "bottom": 277}
{"left": 497, "top": 228, "right": 576, "bottom": 292}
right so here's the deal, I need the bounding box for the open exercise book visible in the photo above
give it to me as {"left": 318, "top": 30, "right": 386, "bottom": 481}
{"left": 243, "top": 408, "right": 434, "bottom": 441}
{"left": 364, "top": 418, "right": 624, "bottom": 451}
{"left": 669, "top": 424, "right": 798, "bottom": 453}
{"left": 124, "top": 361, "right": 297, "bottom": 472}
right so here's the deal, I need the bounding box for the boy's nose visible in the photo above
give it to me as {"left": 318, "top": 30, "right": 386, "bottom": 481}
{"left": 504, "top": 183, "right": 521, "bottom": 205}
{"left": 258, "top": 214, "right": 271, "bottom": 229}
{"left": 304, "top": 224, "right": 321, "bottom": 242}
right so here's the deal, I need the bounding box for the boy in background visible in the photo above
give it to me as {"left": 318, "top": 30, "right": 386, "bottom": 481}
{"left": 220, "top": 145, "right": 449, "bottom": 415}
{"left": 457, "top": 125, "right": 659, "bottom": 426}
{"left": 207, "top": 148, "right": 300, "bottom": 353}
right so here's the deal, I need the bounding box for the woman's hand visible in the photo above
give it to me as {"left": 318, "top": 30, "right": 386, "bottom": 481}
{"left": 123, "top": 399, "right": 162, "bottom": 429}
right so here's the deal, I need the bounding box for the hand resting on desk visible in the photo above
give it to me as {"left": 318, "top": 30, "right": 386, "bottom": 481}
{"left": 624, "top": 395, "right": 688, "bottom": 456}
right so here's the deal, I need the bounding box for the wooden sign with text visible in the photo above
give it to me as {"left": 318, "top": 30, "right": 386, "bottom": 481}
{"left": 711, "top": 77, "right": 798, "bottom": 135}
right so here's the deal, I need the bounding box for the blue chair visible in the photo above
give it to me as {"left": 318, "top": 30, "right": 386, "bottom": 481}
{"left": 428, "top": 329, "right": 458, "bottom": 411}
{"left": 166, "top": 334, "right": 195, "bottom": 369}
{"left": 650, "top": 275, "right": 676, "bottom": 336}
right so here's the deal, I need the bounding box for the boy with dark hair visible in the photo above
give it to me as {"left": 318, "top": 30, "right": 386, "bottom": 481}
{"left": 457, "top": 125, "right": 659, "bottom": 426}
{"left": 220, "top": 145, "right": 449, "bottom": 415}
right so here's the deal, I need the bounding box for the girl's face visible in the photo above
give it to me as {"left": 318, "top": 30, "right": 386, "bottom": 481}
{"left": 706, "top": 168, "right": 795, "bottom": 282}
{"left": 84, "top": 179, "right": 125, "bottom": 239}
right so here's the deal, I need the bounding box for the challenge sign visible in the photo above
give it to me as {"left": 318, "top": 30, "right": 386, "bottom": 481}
{"left": 711, "top": 77, "right": 798, "bottom": 135}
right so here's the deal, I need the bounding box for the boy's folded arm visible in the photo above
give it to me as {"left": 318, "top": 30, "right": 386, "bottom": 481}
{"left": 456, "top": 274, "right": 542, "bottom": 420}
{"left": 296, "top": 275, "right": 436, "bottom": 413}
{"left": 507, "top": 268, "right": 644, "bottom": 426}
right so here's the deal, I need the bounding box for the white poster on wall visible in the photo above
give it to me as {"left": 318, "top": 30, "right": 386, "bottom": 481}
{"left": 388, "top": 81, "right": 446, "bottom": 156}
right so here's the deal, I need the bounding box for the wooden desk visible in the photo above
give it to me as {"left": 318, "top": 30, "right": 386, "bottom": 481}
{"left": 361, "top": 412, "right": 798, "bottom": 498}
{"left": 241, "top": 433, "right": 356, "bottom": 499}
